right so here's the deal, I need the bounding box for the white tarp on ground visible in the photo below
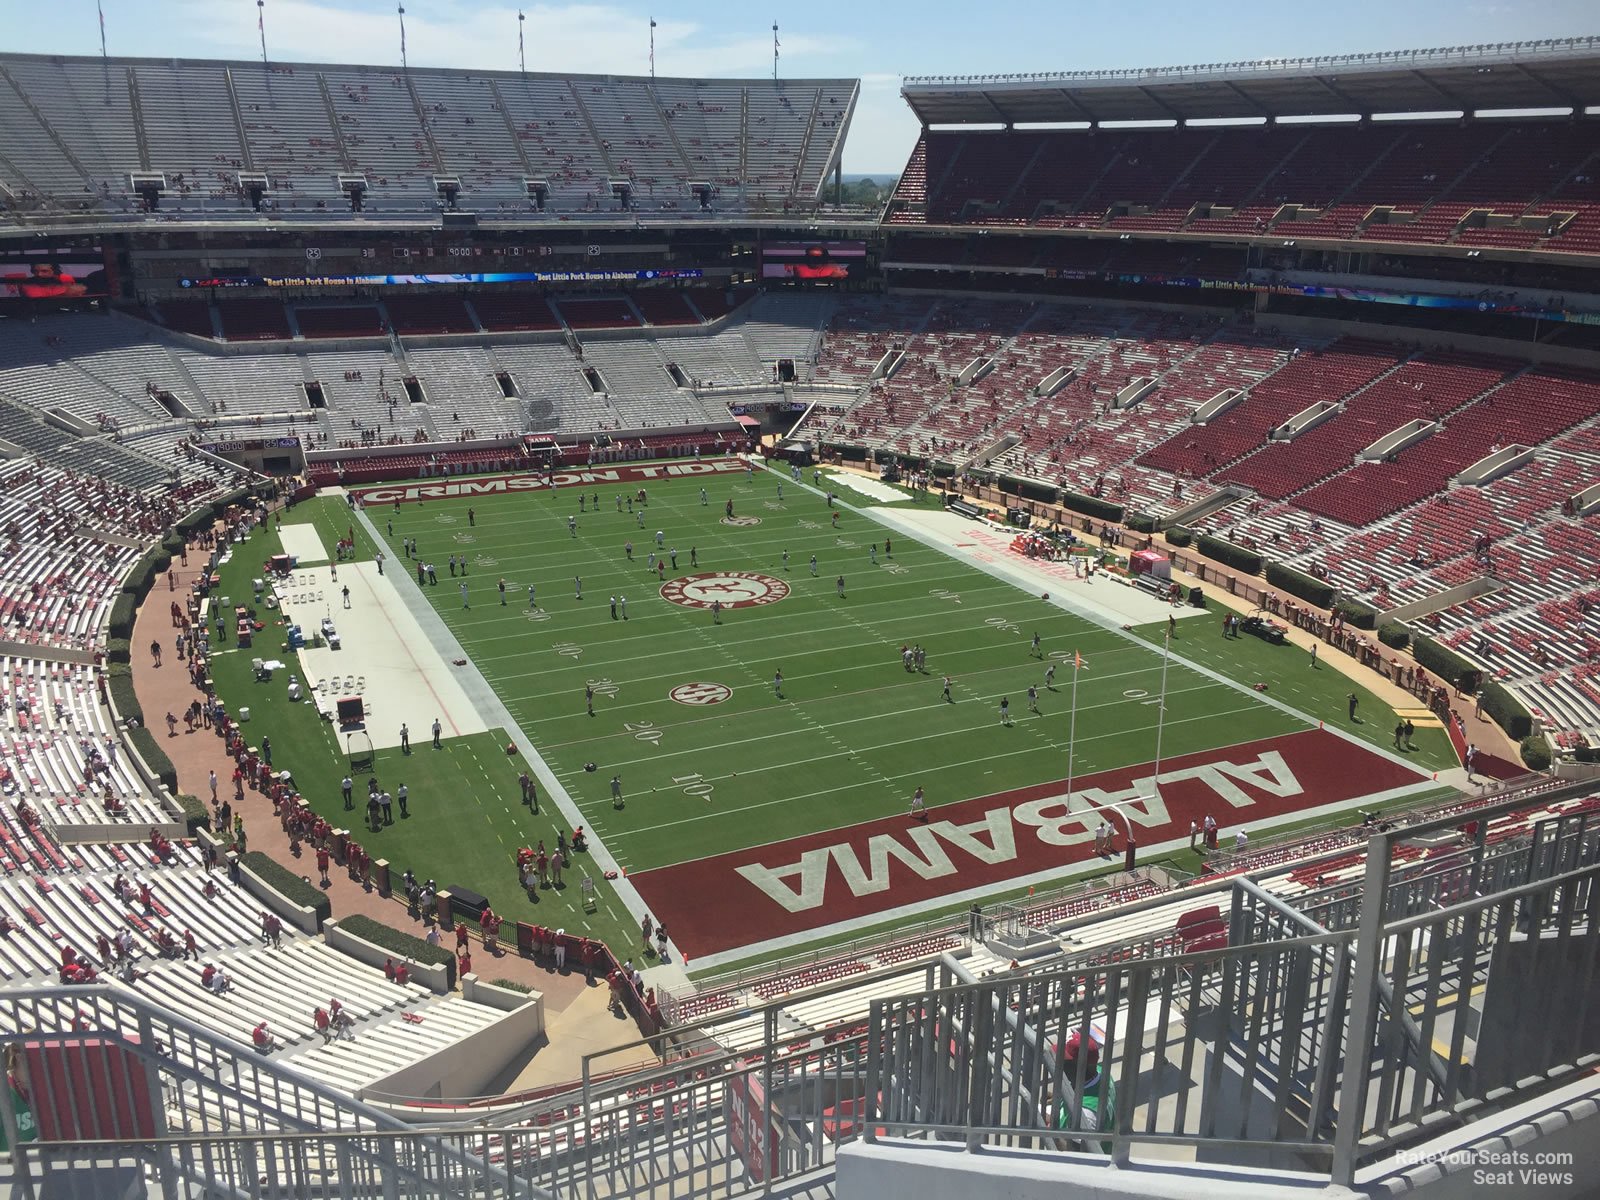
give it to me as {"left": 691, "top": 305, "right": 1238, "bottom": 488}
{"left": 273, "top": 562, "right": 486, "bottom": 749}
{"left": 869, "top": 506, "right": 1209, "bottom": 629}
{"left": 277, "top": 523, "right": 330, "bottom": 565}
{"left": 822, "top": 471, "right": 910, "bottom": 504}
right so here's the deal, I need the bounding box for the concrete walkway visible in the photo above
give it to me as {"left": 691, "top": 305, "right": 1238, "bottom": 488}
{"left": 129, "top": 541, "right": 629, "bottom": 1089}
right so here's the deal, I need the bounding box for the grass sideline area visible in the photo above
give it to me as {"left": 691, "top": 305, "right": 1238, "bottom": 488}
{"left": 204, "top": 461, "right": 1451, "bottom": 970}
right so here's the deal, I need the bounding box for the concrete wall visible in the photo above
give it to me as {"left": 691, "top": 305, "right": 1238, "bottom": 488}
{"left": 235, "top": 857, "right": 321, "bottom": 935}
{"left": 837, "top": 1068, "right": 1600, "bottom": 1200}
{"left": 1257, "top": 312, "right": 1600, "bottom": 371}
{"left": 1476, "top": 926, "right": 1600, "bottom": 1097}
{"left": 322, "top": 917, "right": 451, "bottom": 994}
{"left": 360, "top": 984, "right": 543, "bottom": 1102}
{"left": 836, "top": 1141, "right": 1334, "bottom": 1200}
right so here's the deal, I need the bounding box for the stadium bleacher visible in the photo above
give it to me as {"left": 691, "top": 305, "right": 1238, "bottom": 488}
{"left": 2, "top": 43, "right": 1600, "bottom": 1191}
{"left": 886, "top": 118, "right": 1600, "bottom": 255}
{"left": 0, "top": 54, "right": 857, "bottom": 214}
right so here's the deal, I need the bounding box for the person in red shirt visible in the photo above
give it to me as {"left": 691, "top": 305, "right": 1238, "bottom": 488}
{"left": 383, "top": 957, "right": 396, "bottom": 983}
{"left": 607, "top": 969, "right": 626, "bottom": 1014}
{"left": 2, "top": 261, "right": 87, "bottom": 300}
{"left": 457, "top": 950, "right": 472, "bottom": 980}
{"left": 313, "top": 1007, "right": 332, "bottom": 1043}
{"left": 251, "top": 1021, "right": 275, "bottom": 1052}
{"left": 395, "top": 961, "right": 410, "bottom": 986}
{"left": 316, "top": 846, "right": 330, "bottom": 886}
{"left": 329, "top": 998, "right": 352, "bottom": 1038}
{"left": 183, "top": 929, "right": 199, "bottom": 961}
{"left": 455, "top": 921, "right": 469, "bottom": 952}
{"left": 581, "top": 937, "right": 598, "bottom": 984}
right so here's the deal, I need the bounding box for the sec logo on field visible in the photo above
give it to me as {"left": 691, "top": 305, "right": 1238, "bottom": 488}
{"left": 720, "top": 515, "right": 762, "bottom": 527}
{"left": 670, "top": 682, "right": 732, "bottom": 706}
{"left": 660, "top": 571, "right": 791, "bottom": 610}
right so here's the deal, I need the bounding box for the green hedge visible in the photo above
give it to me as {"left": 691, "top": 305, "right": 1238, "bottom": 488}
{"left": 1519, "top": 736, "right": 1552, "bottom": 772}
{"left": 242, "top": 851, "right": 333, "bottom": 926}
{"left": 107, "top": 672, "right": 142, "bottom": 725}
{"left": 1377, "top": 622, "right": 1411, "bottom": 650}
{"left": 175, "top": 792, "right": 209, "bottom": 833}
{"left": 128, "top": 725, "right": 178, "bottom": 793}
{"left": 1056, "top": 490, "right": 1124, "bottom": 525}
{"left": 106, "top": 638, "right": 131, "bottom": 665}
{"left": 121, "top": 546, "right": 172, "bottom": 600}
{"left": 176, "top": 508, "right": 214, "bottom": 538}
{"left": 108, "top": 594, "right": 137, "bottom": 640}
{"left": 1163, "top": 525, "right": 1193, "bottom": 548}
{"left": 213, "top": 487, "right": 251, "bottom": 517}
{"left": 489, "top": 978, "right": 534, "bottom": 994}
{"left": 1265, "top": 562, "right": 1336, "bottom": 609}
{"left": 1412, "top": 634, "right": 1482, "bottom": 695}
{"left": 1195, "top": 534, "right": 1263, "bottom": 576}
{"left": 338, "top": 914, "right": 454, "bottom": 985}
{"left": 1480, "top": 678, "right": 1535, "bottom": 741}
{"left": 1124, "top": 512, "right": 1156, "bottom": 534}
{"left": 1573, "top": 746, "right": 1600, "bottom": 765}
{"left": 1335, "top": 598, "right": 1380, "bottom": 631}
{"left": 161, "top": 532, "right": 186, "bottom": 555}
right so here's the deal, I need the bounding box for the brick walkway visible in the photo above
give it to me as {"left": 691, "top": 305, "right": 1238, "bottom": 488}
{"left": 131, "top": 556, "right": 592, "bottom": 1016}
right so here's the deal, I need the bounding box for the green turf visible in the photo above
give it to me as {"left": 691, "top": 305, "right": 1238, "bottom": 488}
{"left": 368, "top": 465, "right": 1398, "bottom": 871}
{"left": 202, "top": 506, "right": 638, "bottom": 953}
{"left": 206, "top": 464, "right": 1449, "bottom": 961}
{"left": 1123, "top": 621, "right": 1457, "bottom": 773}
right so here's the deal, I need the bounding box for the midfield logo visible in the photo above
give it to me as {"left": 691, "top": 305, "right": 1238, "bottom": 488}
{"left": 660, "top": 572, "right": 791, "bottom": 610}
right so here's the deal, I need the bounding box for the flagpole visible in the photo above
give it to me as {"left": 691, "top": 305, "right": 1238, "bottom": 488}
{"left": 1065, "top": 653, "right": 1081, "bottom": 810}
{"left": 398, "top": 4, "right": 408, "bottom": 70}
{"left": 1151, "top": 630, "right": 1171, "bottom": 788}
{"left": 518, "top": 10, "right": 526, "bottom": 76}
{"left": 97, "top": 1, "right": 108, "bottom": 62}
{"left": 772, "top": 22, "right": 779, "bottom": 81}
{"left": 650, "top": 18, "right": 657, "bottom": 79}
{"left": 257, "top": 0, "right": 268, "bottom": 66}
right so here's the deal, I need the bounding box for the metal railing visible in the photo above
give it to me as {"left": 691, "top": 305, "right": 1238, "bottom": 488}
{"left": 902, "top": 37, "right": 1600, "bottom": 88}
{"left": 6, "top": 783, "right": 1600, "bottom": 1198}
{"left": 861, "top": 787, "right": 1600, "bottom": 1186}
{"left": 0, "top": 988, "right": 525, "bottom": 1199}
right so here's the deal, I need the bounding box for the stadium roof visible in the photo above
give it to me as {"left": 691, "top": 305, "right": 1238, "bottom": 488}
{"left": 902, "top": 37, "right": 1600, "bottom": 126}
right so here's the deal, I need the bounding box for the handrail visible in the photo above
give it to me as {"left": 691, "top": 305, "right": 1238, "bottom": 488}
{"left": 903, "top": 37, "right": 1600, "bottom": 88}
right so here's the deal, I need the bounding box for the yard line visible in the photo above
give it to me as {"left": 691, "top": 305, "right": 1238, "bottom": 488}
{"left": 606, "top": 702, "right": 1274, "bottom": 843}
{"left": 479, "top": 611, "right": 1144, "bottom": 690}
{"left": 505, "top": 656, "right": 1231, "bottom": 754}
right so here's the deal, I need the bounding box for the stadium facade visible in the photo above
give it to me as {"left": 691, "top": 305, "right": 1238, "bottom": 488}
{"left": 1, "top": 35, "right": 1600, "bottom": 1200}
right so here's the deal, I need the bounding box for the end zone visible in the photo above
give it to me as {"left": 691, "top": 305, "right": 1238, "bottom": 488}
{"left": 350, "top": 457, "right": 748, "bottom": 505}
{"left": 630, "top": 727, "right": 1433, "bottom": 964}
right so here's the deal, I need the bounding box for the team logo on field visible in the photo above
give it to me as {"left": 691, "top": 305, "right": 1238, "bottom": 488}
{"left": 670, "top": 681, "right": 733, "bottom": 706}
{"left": 474, "top": 555, "right": 499, "bottom": 568}
{"left": 720, "top": 515, "right": 762, "bottom": 527}
{"left": 659, "top": 572, "right": 790, "bottom": 610}
{"left": 435, "top": 514, "right": 458, "bottom": 524}
{"left": 453, "top": 532, "right": 477, "bottom": 544}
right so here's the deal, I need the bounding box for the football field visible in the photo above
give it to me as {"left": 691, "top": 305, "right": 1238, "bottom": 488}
{"left": 333, "top": 457, "right": 1446, "bottom": 966}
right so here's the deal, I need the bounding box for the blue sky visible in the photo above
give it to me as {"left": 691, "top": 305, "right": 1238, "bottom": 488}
{"left": 5, "top": 0, "right": 1596, "bottom": 172}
